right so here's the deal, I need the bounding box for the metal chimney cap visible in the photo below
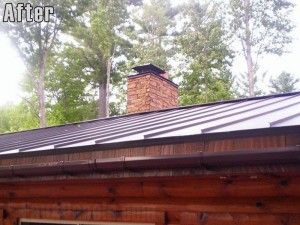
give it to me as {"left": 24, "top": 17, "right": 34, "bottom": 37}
{"left": 132, "top": 64, "right": 166, "bottom": 75}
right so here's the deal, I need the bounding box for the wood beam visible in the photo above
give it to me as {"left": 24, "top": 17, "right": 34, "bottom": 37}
{"left": 0, "top": 209, "right": 3, "bottom": 225}
{"left": 6, "top": 208, "right": 165, "bottom": 225}
{"left": 4, "top": 197, "right": 300, "bottom": 214}
{"left": 1, "top": 176, "right": 300, "bottom": 199}
{"left": 180, "top": 212, "right": 300, "bottom": 225}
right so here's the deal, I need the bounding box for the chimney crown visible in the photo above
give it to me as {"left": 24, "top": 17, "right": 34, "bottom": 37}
{"left": 127, "top": 64, "right": 178, "bottom": 114}
{"left": 132, "top": 64, "right": 166, "bottom": 75}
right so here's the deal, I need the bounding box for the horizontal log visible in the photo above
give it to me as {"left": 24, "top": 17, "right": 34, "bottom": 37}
{"left": 166, "top": 211, "right": 180, "bottom": 225}
{"left": 1, "top": 176, "right": 300, "bottom": 199}
{"left": 0, "top": 209, "right": 3, "bottom": 225}
{"left": 180, "top": 212, "right": 300, "bottom": 225}
{"left": 4, "top": 197, "right": 300, "bottom": 214}
{"left": 5, "top": 207, "right": 300, "bottom": 225}
{"left": 6, "top": 208, "right": 165, "bottom": 224}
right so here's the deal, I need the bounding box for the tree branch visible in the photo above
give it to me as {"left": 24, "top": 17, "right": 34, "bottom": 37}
{"left": 48, "top": 19, "right": 61, "bottom": 51}
{"left": 17, "top": 94, "right": 40, "bottom": 119}
{"left": 78, "top": 47, "right": 96, "bottom": 71}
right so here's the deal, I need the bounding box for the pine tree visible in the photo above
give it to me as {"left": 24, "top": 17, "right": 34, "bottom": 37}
{"left": 176, "top": 1, "right": 234, "bottom": 105}
{"left": 70, "top": 0, "right": 136, "bottom": 118}
{"left": 269, "top": 72, "right": 299, "bottom": 94}
{"left": 130, "top": 0, "right": 176, "bottom": 70}
{"left": 229, "top": 0, "right": 294, "bottom": 96}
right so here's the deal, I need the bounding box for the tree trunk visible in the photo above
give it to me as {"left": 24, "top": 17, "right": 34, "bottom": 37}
{"left": 37, "top": 23, "right": 46, "bottom": 128}
{"left": 106, "top": 58, "right": 112, "bottom": 117}
{"left": 244, "top": 0, "right": 254, "bottom": 97}
{"left": 38, "top": 52, "right": 47, "bottom": 128}
{"left": 99, "top": 82, "right": 107, "bottom": 118}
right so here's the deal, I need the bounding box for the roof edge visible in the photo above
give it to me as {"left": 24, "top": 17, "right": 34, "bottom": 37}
{"left": 0, "top": 146, "right": 299, "bottom": 178}
{"left": 1, "top": 91, "right": 300, "bottom": 137}
{"left": 0, "top": 125, "right": 300, "bottom": 159}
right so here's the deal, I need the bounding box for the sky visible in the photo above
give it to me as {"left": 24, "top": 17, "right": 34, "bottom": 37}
{"left": 232, "top": 0, "right": 300, "bottom": 91}
{"left": 0, "top": 35, "right": 25, "bottom": 105}
{"left": 0, "top": 1, "right": 299, "bottom": 106}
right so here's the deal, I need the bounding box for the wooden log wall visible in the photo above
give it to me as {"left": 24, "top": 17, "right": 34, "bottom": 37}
{"left": 1, "top": 175, "right": 300, "bottom": 225}
{"left": 0, "top": 133, "right": 299, "bottom": 225}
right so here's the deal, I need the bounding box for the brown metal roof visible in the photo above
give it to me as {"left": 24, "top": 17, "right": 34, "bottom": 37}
{"left": 0, "top": 92, "right": 300, "bottom": 156}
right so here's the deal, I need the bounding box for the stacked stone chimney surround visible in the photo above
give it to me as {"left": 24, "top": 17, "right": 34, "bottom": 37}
{"left": 127, "top": 73, "right": 179, "bottom": 114}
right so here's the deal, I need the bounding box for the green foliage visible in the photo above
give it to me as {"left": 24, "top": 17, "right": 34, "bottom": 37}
{"left": 228, "top": 0, "right": 295, "bottom": 96}
{"left": 70, "top": 0, "right": 133, "bottom": 117}
{"left": 71, "top": 2, "right": 122, "bottom": 84}
{"left": 5, "top": 0, "right": 292, "bottom": 132}
{"left": 130, "top": 0, "right": 176, "bottom": 70}
{"left": 0, "top": 103, "right": 39, "bottom": 133}
{"left": 109, "top": 101, "right": 126, "bottom": 117}
{"left": 46, "top": 47, "right": 98, "bottom": 125}
{"left": 0, "top": 0, "right": 90, "bottom": 127}
{"left": 176, "top": 1, "right": 234, "bottom": 105}
{"left": 179, "top": 62, "right": 235, "bottom": 105}
{"left": 229, "top": 0, "right": 294, "bottom": 56}
{"left": 269, "top": 72, "right": 299, "bottom": 94}
{"left": 0, "top": 0, "right": 90, "bottom": 73}
{"left": 235, "top": 72, "right": 265, "bottom": 98}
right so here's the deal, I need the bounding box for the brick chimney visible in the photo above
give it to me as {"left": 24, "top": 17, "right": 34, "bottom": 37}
{"left": 127, "top": 64, "right": 178, "bottom": 114}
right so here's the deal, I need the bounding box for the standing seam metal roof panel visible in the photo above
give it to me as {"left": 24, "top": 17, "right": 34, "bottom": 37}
{"left": 0, "top": 92, "right": 300, "bottom": 155}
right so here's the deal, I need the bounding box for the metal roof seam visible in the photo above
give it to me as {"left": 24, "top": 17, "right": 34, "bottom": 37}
{"left": 269, "top": 111, "right": 300, "bottom": 127}
{"left": 143, "top": 95, "right": 295, "bottom": 139}
{"left": 1, "top": 91, "right": 299, "bottom": 137}
{"left": 0, "top": 105, "right": 193, "bottom": 152}
{"left": 202, "top": 99, "right": 300, "bottom": 133}
{"left": 0, "top": 92, "right": 300, "bottom": 155}
{"left": 95, "top": 97, "right": 280, "bottom": 143}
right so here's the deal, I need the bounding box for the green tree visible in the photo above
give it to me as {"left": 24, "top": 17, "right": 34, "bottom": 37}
{"left": 0, "top": 105, "right": 11, "bottom": 133}
{"left": 0, "top": 0, "right": 89, "bottom": 127}
{"left": 269, "top": 72, "right": 299, "bottom": 94}
{"left": 0, "top": 103, "right": 39, "bottom": 133}
{"left": 229, "top": 0, "right": 294, "bottom": 96}
{"left": 46, "top": 47, "right": 98, "bottom": 125}
{"left": 130, "top": 0, "right": 177, "bottom": 70}
{"left": 236, "top": 72, "right": 265, "bottom": 98}
{"left": 70, "top": 0, "right": 135, "bottom": 118}
{"left": 176, "top": 1, "right": 234, "bottom": 105}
